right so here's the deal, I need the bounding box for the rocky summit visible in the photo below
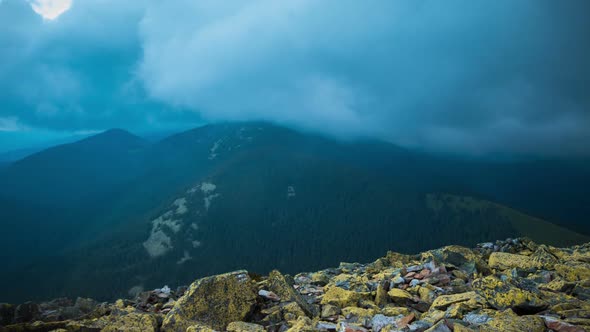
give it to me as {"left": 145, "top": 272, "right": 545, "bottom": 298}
{"left": 2, "top": 238, "right": 590, "bottom": 332}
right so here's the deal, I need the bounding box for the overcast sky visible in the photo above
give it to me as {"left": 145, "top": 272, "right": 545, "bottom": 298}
{"left": 1, "top": 0, "right": 589, "bottom": 157}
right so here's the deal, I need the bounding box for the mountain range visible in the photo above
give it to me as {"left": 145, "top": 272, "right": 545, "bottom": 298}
{"left": 0, "top": 122, "right": 588, "bottom": 302}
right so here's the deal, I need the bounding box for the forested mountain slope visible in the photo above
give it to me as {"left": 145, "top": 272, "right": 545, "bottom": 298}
{"left": 0, "top": 122, "right": 588, "bottom": 302}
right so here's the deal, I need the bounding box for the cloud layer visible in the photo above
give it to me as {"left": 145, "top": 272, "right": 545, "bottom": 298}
{"left": 1, "top": 0, "right": 589, "bottom": 157}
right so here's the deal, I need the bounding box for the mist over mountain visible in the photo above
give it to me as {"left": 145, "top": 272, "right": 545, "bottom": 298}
{"left": 0, "top": 122, "right": 588, "bottom": 302}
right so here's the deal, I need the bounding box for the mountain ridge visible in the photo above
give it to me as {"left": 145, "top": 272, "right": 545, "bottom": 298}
{"left": 0, "top": 121, "right": 589, "bottom": 303}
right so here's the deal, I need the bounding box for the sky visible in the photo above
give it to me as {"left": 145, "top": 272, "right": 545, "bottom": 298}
{"left": 0, "top": 0, "right": 589, "bottom": 157}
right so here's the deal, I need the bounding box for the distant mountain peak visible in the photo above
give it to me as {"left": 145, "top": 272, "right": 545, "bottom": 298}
{"left": 88, "top": 128, "right": 140, "bottom": 140}
{"left": 103, "top": 128, "right": 133, "bottom": 135}
{"left": 78, "top": 128, "right": 147, "bottom": 148}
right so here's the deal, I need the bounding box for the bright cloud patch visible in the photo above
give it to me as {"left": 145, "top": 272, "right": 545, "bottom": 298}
{"left": 29, "top": 0, "right": 72, "bottom": 20}
{"left": 0, "top": 117, "right": 23, "bottom": 132}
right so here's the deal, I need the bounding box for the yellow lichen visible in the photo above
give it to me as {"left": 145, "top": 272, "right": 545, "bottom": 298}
{"left": 387, "top": 288, "right": 413, "bottom": 304}
{"left": 268, "top": 270, "right": 312, "bottom": 317}
{"left": 375, "top": 283, "right": 389, "bottom": 306}
{"left": 162, "top": 270, "right": 257, "bottom": 331}
{"left": 281, "top": 302, "right": 307, "bottom": 323}
{"left": 285, "top": 316, "right": 314, "bottom": 332}
{"left": 431, "top": 291, "right": 476, "bottom": 310}
{"left": 380, "top": 306, "right": 411, "bottom": 316}
{"left": 385, "top": 251, "right": 415, "bottom": 267}
{"left": 488, "top": 252, "right": 539, "bottom": 271}
{"left": 114, "top": 299, "right": 125, "bottom": 309}
{"left": 101, "top": 313, "right": 158, "bottom": 332}
{"left": 417, "top": 284, "right": 437, "bottom": 303}
{"left": 540, "top": 279, "right": 569, "bottom": 292}
{"left": 226, "top": 321, "right": 265, "bottom": 332}
{"left": 341, "top": 306, "right": 376, "bottom": 321}
{"left": 479, "top": 310, "right": 545, "bottom": 332}
{"left": 555, "top": 262, "right": 590, "bottom": 282}
{"left": 186, "top": 323, "right": 217, "bottom": 332}
{"left": 473, "top": 276, "right": 546, "bottom": 311}
{"left": 421, "top": 309, "right": 445, "bottom": 325}
{"left": 321, "top": 286, "right": 369, "bottom": 308}
{"left": 320, "top": 304, "right": 340, "bottom": 318}
{"left": 310, "top": 272, "right": 329, "bottom": 285}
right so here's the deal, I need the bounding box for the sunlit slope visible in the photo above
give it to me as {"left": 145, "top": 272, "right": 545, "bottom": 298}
{"left": 427, "top": 193, "right": 589, "bottom": 246}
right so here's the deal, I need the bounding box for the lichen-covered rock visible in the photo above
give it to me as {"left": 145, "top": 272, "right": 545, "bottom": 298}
{"left": 321, "top": 286, "right": 367, "bottom": 308}
{"left": 424, "top": 319, "right": 451, "bottom": 332}
{"left": 320, "top": 304, "right": 340, "bottom": 318}
{"left": 186, "top": 323, "right": 217, "bottom": 332}
{"left": 281, "top": 302, "right": 307, "bottom": 322}
{"left": 267, "top": 270, "right": 313, "bottom": 317}
{"left": 286, "top": 316, "right": 314, "bottom": 332}
{"left": 488, "top": 252, "right": 539, "bottom": 271}
{"left": 417, "top": 285, "right": 436, "bottom": 303}
{"left": 341, "top": 306, "right": 376, "bottom": 326}
{"left": 226, "top": 321, "right": 265, "bottom": 332}
{"left": 114, "top": 299, "right": 126, "bottom": 309}
{"left": 310, "top": 272, "right": 330, "bottom": 286}
{"left": 259, "top": 304, "right": 282, "bottom": 326}
{"left": 479, "top": 310, "right": 545, "bottom": 332}
{"left": 380, "top": 305, "right": 410, "bottom": 316}
{"left": 540, "top": 278, "right": 572, "bottom": 293}
{"left": 385, "top": 251, "right": 415, "bottom": 268}
{"left": 422, "top": 309, "right": 446, "bottom": 325}
{"left": 530, "top": 246, "right": 560, "bottom": 270}
{"left": 162, "top": 270, "right": 257, "bottom": 331}
{"left": 374, "top": 282, "right": 389, "bottom": 306}
{"left": 65, "top": 318, "right": 109, "bottom": 331}
{"left": 387, "top": 288, "right": 413, "bottom": 304}
{"left": 555, "top": 261, "right": 590, "bottom": 282}
{"left": 473, "top": 275, "right": 547, "bottom": 313}
{"left": 422, "top": 245, "right": 488, "bottom": 274}
{"left": 444, "top": 301, "right": 480, "bottom": 319}
{"left": 5, "top": 238, "right": 590, "bottom": 332}
{"left": 430, "top": 292, "right": 477, "bottom": 310}
{"left": 102, "top": 312, "right": 159, "bottom": 332}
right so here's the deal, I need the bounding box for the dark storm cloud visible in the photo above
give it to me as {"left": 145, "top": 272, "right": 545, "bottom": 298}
{"left": 1, "top": 0, "right": 589, "bottom": 157}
